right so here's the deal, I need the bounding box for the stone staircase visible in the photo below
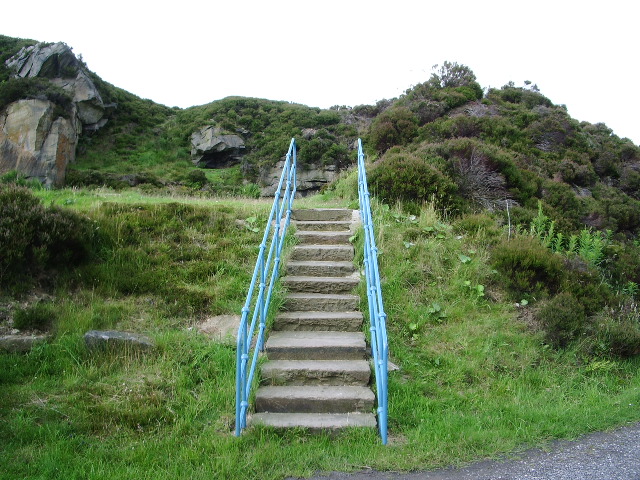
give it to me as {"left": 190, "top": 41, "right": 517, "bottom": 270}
{"left": 251, "top": 208, "right": 377, "bottom": 431}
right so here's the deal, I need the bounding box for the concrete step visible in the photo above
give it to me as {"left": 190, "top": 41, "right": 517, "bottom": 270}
{"left": 286, "top": 260, "right": 355, "bottom": 277}
{"left": 296, "top": 231, "right": 352, "bottom": 245}
{"left": 255, "top": 385, "right": 375, "bottom": 413}
{"left": 281, "top": 274, "right": 360, "bottom": 294}
{"left": 251, "top": 412, "right": 376, "bottom": 431}
{"left": 292, "top": 209, "right": 353, "bottom": 222}
{"left": 274, "top": 311, "right": 363, "bottom": 332}
{"left": 293, "top": 220, "right": 352, "bottom": 232}
{"left": 291, "top": 245, "right": 354, "bottom": 262}
{"left": 261, "top": 359, "right": 371, "bottom": 386}
{"left": 284, "top": 293, "right": 360, "bottom": 312}
{"left": 265, "top": 331, "right": 366, "bottom": 360}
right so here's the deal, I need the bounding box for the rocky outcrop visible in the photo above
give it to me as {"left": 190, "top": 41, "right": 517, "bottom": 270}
{"left": 1, "top": 42, "right": 107, "bottom": 186}
{"left": 191, "top": 126, "right": 245, "bottom": 168}
{"left": 0, "top": 99, "right": 79, "bottom": 187}
{"left": 260, "top": 160, "right": 339, "bottom": 197}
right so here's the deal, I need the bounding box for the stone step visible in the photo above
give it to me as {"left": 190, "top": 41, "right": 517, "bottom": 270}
{"left": 296, "top": 231, "right": 352, "bottom": 245}
{"left": 293, "top": 220, "right": 352, "bottom": 232}
{"left": 251, "top": 412, "right": 376, "bottom": 431}
{"left": 255, "top": 385, "right": 375, "bottom": 413}
{"left": 292, "top": 209, "right": 353, "bottom": 222}
{"left": 261, "top": 359, "right": 371, "bottom": 386}
{"left": 284, "top": 293, "right": 360, "bottom": 312}
{"left": 281, "top": 274, "right": 360, "bottom": 294}
{"left": 286, "top": 260, "right": 355, "bottom": 277}
{"left": 291, "top": 245, "right": 354, "bottom": 262}
{"left": 274, "top": 311, "right": 363, "bottom": 332}
{"left": 265, "top": 331, "right": 367, "bottom": 360}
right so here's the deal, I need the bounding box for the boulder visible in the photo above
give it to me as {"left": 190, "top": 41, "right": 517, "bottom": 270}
{"left": 260, "top": 160, "right": 339, "bottom": 197}
{"left": 191, "top": 126, "right": 245, "bottom": 168}
{"left": 0, "top": 334, "right": 49, "bottom": 353}
{"left": 7, "top": 42, "right": 106, "bottom": 129}
{"left": 84, "top": 330, "right": 155, "bottom": 352}
{"left": 0, "top": 99, "right": 79, "bottom": 187}
{"left": 1, "top": 42, "right": 108, "bottom": 186}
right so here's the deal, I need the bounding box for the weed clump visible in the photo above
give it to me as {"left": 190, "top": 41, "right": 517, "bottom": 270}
{"left": 13, "top": 301, "right": 58, "bottom": 331}
{"left": 491, "top": 236, "right": 564, "bottom": 300}
{"left": 537, "top": 292, "right": 586, "bottom": 348}
{"left": 587, "top": 300, "right": 640, "bottom": 358}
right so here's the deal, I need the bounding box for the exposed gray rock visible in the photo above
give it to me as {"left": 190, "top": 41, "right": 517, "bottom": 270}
{"left": 1, "top": 42, "right": 108, "bottom": 186}
{"left": 0, "top": 334, "right": 49, "bottom": 353}
{"left": 191, "top": 126, "right": 245, "bottom": 168}
{"left": 260, "top": 161, "right": 339, "bottom": 196}
{"left": 7, "top": 42, "right": 105, "bottom": 129}
{"left": 84, "top": 330, "right": 155, "bottom": 352}
{"left": 0, "top": 99, "right": 79, "bottom": 187}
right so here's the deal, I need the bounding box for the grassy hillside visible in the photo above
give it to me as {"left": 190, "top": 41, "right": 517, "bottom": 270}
{"left": 0, "top": 184, "right": 638, "bottom": 479}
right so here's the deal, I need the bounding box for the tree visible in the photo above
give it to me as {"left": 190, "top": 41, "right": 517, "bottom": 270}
{"left": 429, "top": 61, "right": 478, "bottom": 89}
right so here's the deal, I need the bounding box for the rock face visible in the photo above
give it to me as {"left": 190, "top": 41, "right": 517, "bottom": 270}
{"left": 1, "top": 42, "right": 107, "bottom": 186}
{"left": 191, "top": 126, "right": 245, "bottom": 168}
{"left": 0, "top": 99, "right": 79, "bottom": 187}
{"left": 260, "top": 160, "right": 339, "bottom": 197}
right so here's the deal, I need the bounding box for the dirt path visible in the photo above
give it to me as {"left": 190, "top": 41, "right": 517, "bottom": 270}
{"left": 292, "top": 422, "right": 640, "bottom": 480}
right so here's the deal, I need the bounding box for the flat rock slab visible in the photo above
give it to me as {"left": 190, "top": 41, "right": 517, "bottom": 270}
{"left": 0, "top": 334, "right": 49, "bottom": 353}
{"left": 284, "top": 293, "right": 360, "bottom": 312}
{"left": 196, "top": 315, "right": 240, "bottom": 342}
{"left": 274, "top": 311, "right": 363, "bottom": 331}
{"left": 261, "top": 359, "right": 371, "bottom": 386}
{"left": 84, "top": 330, "right": 155, "bottom": 352}
{"left": 291, "top": 245, "right": 354, "bottom": 262}
{"left": 293, "top": 221, "right": 353, "bottom": 232}
{"left": 266, "top": 330, "right": 366, "bottom": 360}
{"left": 281, "top": 274, "right": 360, "bottom": 294}
{"left": 286, "top": 260, "right": 355, "bottom": 277}
{"left": 292, "top": 209, "right": 353, "bottom": 222}
{"left": 255, "top": 385, "right": 375, "bottom": 413}
{"left": 251, "top": 412, "right": 376, "bottom": 431}
{"left": 296, "top": 231, "right": 352, "bottom": 245}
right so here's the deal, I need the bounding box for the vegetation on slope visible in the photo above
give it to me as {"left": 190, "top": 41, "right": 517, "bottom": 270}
{"left": 1, "top": 34, "right": 639, "bottom": 478}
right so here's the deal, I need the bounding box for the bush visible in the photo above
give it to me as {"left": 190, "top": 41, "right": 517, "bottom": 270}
{"left": 0, "top": 184, "right": 95, "bottom": 290}
{"left": 537, "top": 292, "right": 586, "bottom": 348}
{"left": 368, "top": 150, "right": 460, "bottom": 212}
{"left": 491, "top": 236, "right": 565, "bottom": 300}
{"left": 368, "top": 107, "right": 418, "bottom": 154}
{"left": 186, "top": 169, "right": 208, "bottom": 189}
{"left": 588, "top": 301, "right": 640, "bottom": 358}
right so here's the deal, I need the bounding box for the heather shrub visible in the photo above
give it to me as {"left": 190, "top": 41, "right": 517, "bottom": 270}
{"left": 368, "top": 150, "right": 460, "bottom": 211}
{"left": 491, "top": 235, "right": 565, "bottom": 300}
{"left": 537, "top": 292, "right": 586, "bottom": 348}
{"left": 0, "top": 184, "right": 94, "bottom": 290}
{"left": 588, "top": 301, "right": 640, "bottom": 358}
{"left": 368, "top": 106, "right": 418, "bottom": 153}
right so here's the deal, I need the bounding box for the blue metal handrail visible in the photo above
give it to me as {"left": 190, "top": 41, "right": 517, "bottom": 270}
{"left": 235, "top": 138, "right": 297, "bottom": 435}
{"left": 357, "top": 138, "right": 389, "bottom": 445}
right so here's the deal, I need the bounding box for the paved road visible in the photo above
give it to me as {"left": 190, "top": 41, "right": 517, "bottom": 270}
{"left": 293, "top": 422, "right": 640, "bottom": 480}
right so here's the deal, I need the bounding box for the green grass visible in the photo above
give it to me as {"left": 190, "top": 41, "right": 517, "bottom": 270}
{"left": 1, "top": 188, "right": 639, "bottom": 480}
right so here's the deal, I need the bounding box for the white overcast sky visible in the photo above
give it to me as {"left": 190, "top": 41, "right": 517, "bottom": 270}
{"left": 3, "top": 0, "right": 639, "bottom": 144}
